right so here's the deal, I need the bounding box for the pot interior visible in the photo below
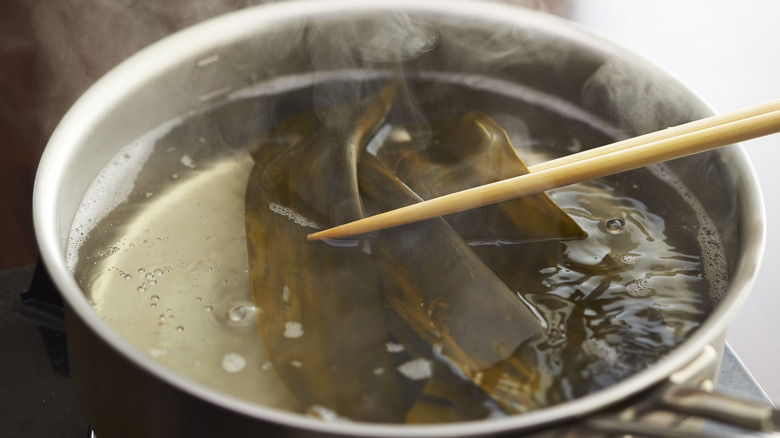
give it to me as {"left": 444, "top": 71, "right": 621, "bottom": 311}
{"left": 35, "top": 1, "right": 763, "bottom": 435}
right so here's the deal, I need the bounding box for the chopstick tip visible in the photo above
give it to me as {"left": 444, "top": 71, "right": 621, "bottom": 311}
{"left": 306, "top": 231, "right": 324, "bottom": 241}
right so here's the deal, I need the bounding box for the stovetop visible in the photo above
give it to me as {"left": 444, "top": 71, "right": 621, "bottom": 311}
{"left": 0, "top": 265, "right": 773, "bottom": 438}
{"left": 0, "top": 265, "right": 88, "bottom": 437}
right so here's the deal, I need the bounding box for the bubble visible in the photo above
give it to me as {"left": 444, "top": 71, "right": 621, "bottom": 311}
{"left": 309, "top": 404, "right": 349, "bottom": 423}
{"left": 138, "top": 267, "right": 145, "bottom": 273}
{"left": 268, "top": 202, "right": 321, "bottom": 229}
{"left": 619, "top": 254, "right": 637, "bottom": 265}
{"left": 605, "top": 218, "right": 625, "bottom": 234}
{"left": 385, "top": 342, "right": 405, "bottom": 353}
{"left": 228, "top": 306, "right": 247, "bottom": 322}
{"left": 149, "top": 347, "right": 168, "bottom": 358}
{"left": 361, "top": 239, "right": 372, "bottom": 255}
{"left": 626, "top": 278, "right": 653, "bottom": 297}
{"left": 582, "top": 338, "right": 619, "bottom": 366}
{"left": 65, "top": 125, "right": 168, "bottom": 270}
{"left": 137, "top": 285, "right": 147, "bottom": 293}
{"left": 284, "top": 321, "right": 304, "bottom": 338}
{"left": 397, "top": 358, "right": 432, "bottom": 380}
{"left": 176, "top": 326, "right": 184, "bottom": 332}
{"left": 647, "top": 163, "right": 728, "bottom": 303}
{"left": 150, "top": 295, "right": 159, "bottom": 302}
{"left": 180, "top": 154, "right": 196, "bottom": 169}
{"left": 205, "top": 304, "right": 214, "bottom": 312}
{"left": 154, "top": 268, "right": 164, "bottom": 276}
{"left": 221, "top": 353, "right": 246, "bottom": 373}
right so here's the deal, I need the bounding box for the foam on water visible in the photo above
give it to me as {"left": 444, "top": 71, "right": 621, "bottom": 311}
{"left": 625, "top": 278, "right": 653, "bottom": 298}
{"left": 309, "top": 404, "right": 351, "bottom": 423}
{"left": 647, "top": 163, "right": 729, "bottom": 303}
{"left": 221, "top": 353, "right": 247, "bottom": 373}
{"left": 385, "top": 342, "right": 405, "bottom": 353}
{"left": 581, "top": 338, "right": 619, "bottom": 366}
{"left": 268, "top": 202, "right": 321, "bottom": 229}
{"left": 180, "top": 154, "right": 196, "bottom": 169}
{"left": 284, "top": 321, "right": 304, "bottom": 338}
{"left": 66, "top": 118, "right": 181, "bottom": 271}
{"left": 396, "top": 357, "right": 432, "bottom": 380}
{"left": 619, "top": 254, "right": 638, "bottom": 266}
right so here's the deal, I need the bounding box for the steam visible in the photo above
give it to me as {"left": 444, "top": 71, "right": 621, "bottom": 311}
{"left": 305, "top": 11, "right": 438, "bottom": 132}
{"left": 310, "top": 12, "right": 438, "bottom": 64}
{"left": 24, "top": 0, "right": 266, "bottom": 138}
{"left": 19, "top": 0, "right": 575, "bottom": 149}
{"left": 581, "top": 58, "right": 704, "bottom": 136}
{"left": 438, "top": 19, "right": 572, "bottom": 73}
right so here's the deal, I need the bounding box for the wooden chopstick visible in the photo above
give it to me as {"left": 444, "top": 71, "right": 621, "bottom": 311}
{"left": 528, "top": 98, "right": 780, "bottom": 173}
{"left": 307, "top": 99, "right": 780, "bottom": 241}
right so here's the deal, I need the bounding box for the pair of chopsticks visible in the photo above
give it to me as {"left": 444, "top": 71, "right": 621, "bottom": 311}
{"left": 307, "top": 99, "right": 780, "bottom": 241}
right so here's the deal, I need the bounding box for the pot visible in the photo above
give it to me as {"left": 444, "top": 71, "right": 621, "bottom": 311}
{"left": 33, "top": 1, "right": 775, "bottom": 437}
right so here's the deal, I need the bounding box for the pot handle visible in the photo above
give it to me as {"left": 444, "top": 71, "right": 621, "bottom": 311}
{"left": 585, "top": 383, "right": 780, "bottom": 438}
{"left": 658, "top": 384, "right": 779, "bottom": 432}
{"left": 577, "top": 344, "right": 780, "bottom": 437}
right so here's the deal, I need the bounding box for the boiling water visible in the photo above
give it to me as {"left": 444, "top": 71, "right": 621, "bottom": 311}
{"left": 71, "top": 75, "right": 723, "bottom": 422}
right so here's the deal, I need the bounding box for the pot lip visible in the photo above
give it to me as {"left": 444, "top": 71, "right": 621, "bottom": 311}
{"left": 32, "top": 0, "right": 766, "bottom": 436}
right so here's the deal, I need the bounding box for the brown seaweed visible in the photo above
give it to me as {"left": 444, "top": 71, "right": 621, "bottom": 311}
{"left": 244, "top": 84, "right": 406, "bottom": 422}
{"left": 374, "top": 111, "right": 589, "bottom": 325}
{"left": 244, "top": 81, "right": 650, "bottom": 421}
{"left": 375, "top": 111, "right": 587, "bottom": 243}
{"left": 380, "top": 286, "right": 508, "bottom": 423}
{"left": 358, "top": 154, "right": 549, "bottom": 413}
{"left": 358, "top": 111, "right": 661, "bottom": 413}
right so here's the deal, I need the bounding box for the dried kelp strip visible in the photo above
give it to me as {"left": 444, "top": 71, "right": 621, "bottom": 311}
{"left": 381, "top": 293, "right": 506, "bottom": 423}
{"left": 358, "top": 154, "right": 548, "bottom": 413}
{"left": 373, "top": 112, "right": 662, "bottom": 371}
{"left": 244, "top": 84, "right": 406, "bottom": 422}
{"left": 375, "top": 111, "right": 587, "bottom": 243}
{"left": 375, "top": 111, "right": 587, "bottom": 319}
{"left": 245, "top": 83, "right": 656, "bottom": 421}
{"left": 404, "top": 360, "right": 505, "bottom": 424}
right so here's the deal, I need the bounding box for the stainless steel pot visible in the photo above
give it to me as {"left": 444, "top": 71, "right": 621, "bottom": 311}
{"left": 33, "top": 1, "right": 775, "bottom": 437}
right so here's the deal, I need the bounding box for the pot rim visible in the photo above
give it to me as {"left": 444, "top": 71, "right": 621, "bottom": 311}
{"left": 33, "top": 0, "right": 766, "bottom": 436}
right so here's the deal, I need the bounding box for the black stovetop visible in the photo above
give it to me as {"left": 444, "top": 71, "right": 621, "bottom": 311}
{"left": 0, "top": 265, "right": 88, "bottom": 437}
{"left": 0, "top": 265, "right": 773, "bottom": 438}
